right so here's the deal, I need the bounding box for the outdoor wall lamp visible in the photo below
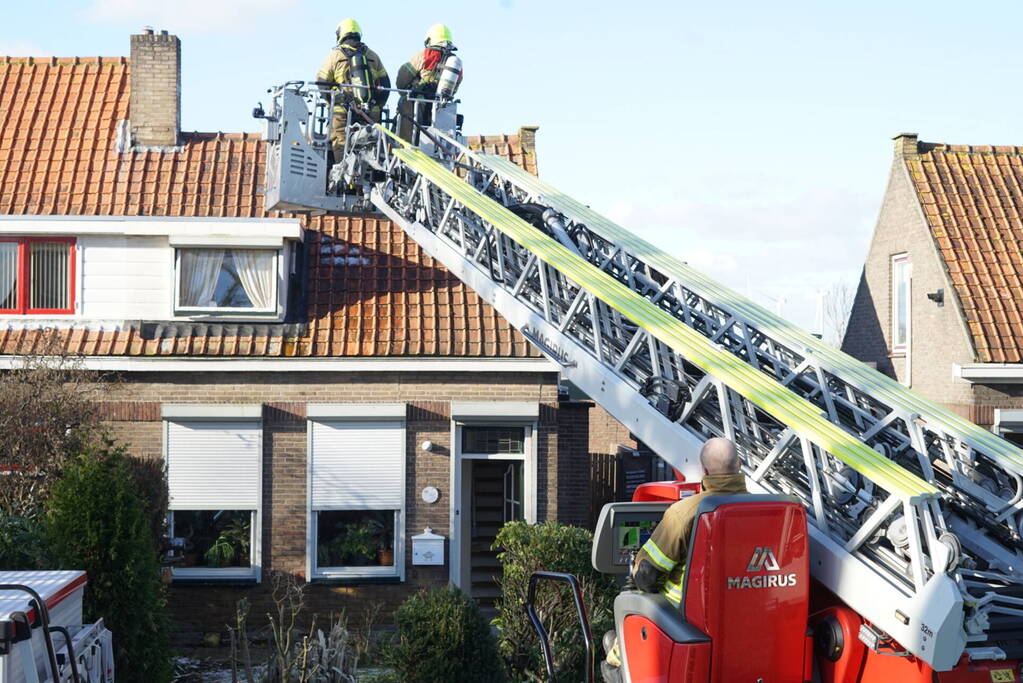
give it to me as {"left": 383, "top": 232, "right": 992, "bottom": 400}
{"left": 926, "top": 288, "right": 944, "bottom": 307}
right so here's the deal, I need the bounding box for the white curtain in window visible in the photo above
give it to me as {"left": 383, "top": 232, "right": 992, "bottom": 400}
{"left": 0, "top": 243, "right": 16, "bottom": 309}
{"left": 232, "top": 250, "right": 275, "bottom": 310}
{"left": 180, "top": 249, "right": 225, "bottom": 307}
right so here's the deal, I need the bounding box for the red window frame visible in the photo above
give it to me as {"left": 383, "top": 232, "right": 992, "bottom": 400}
{"left": 0, "top": 237, "right": 76, "bottom": 315}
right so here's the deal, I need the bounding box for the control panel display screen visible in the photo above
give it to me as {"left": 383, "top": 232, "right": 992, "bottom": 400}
{"left": 614, "top": 519, "right": 657, "bottom": 566}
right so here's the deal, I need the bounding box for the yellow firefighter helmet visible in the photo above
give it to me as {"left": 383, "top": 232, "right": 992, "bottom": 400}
{"left": 335, "top": 18, "right": 362, "bottom": 42}
{"left": 424, "top": 23, "right": 453, "bottom": 47}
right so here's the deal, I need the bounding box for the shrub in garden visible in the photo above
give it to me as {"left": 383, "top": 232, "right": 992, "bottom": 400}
{"left": 47, "top": 447, "right": 171, "bottom": 683}
{"left": 0, "top": 512, "right": 51, "bottom": 570}
{"left": 493, "top": 521, "right": 618, "bottom": 682}
{"left": 385, "top": 586, "right": 504, "bottom": 683}
{"left": 124, "top": 451, "right": 169, "bottom": 547}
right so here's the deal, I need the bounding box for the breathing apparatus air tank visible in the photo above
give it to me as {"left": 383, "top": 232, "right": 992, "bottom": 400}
{"left": 437, "top": 54, "right": 463, "bottom": 101}
{"left": 348, "top": 49, "right": 371, "bottom": 105}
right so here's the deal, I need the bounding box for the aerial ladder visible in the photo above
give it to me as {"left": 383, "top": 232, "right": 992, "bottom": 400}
{"left": 258, "top": 81, "right": 1023, "bottom": 682}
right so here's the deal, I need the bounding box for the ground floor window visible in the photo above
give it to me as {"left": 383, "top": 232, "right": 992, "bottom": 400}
{"left": 170, "top": 510, "right": 254, "bottom": 569}
{"left": 164, "top": 416, "right": 263, "bottom": 581}
{"left": 307, "top": 413, "right": 406, "bottom": 580}
{"left": 315, "top": 509, "right": 397, "bottom": 569}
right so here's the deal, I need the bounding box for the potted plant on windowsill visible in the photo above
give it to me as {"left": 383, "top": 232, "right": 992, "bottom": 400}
{"left": 330, "top": 522, "right": 377, "bottom": 567}
{"left": 204, "top": 518, "right": 250, "bottom": 568}
{"left": 204, "top": 535, "right": 236, "bottom": 568}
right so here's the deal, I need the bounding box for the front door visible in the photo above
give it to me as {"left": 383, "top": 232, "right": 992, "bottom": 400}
{"left": 454, "top": 425, "right": 531, "bottom": 608}
{"left": 468, "top": 459, "right": 524, "bottom": 612}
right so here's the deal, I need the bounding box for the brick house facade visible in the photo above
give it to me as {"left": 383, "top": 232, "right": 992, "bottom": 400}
{"left": 843, "top": 133, "right": 1023, "bottom": 441}
{"left": 0, "top": 31, "right": 640, "bottom": 636}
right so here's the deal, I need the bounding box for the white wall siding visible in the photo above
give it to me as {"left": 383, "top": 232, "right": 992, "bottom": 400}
{"left": 0, "top": 217, "right": 299, "bottom": 323}
{"left": 81, "top": 235, "right": 171, "bottom": 319}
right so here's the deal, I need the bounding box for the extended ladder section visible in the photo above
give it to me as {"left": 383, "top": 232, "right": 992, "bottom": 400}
{"left": 262, "top": 84, "right": 1023, "bottom": 670}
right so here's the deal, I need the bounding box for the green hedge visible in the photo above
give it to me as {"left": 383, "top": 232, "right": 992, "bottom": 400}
{"left": 493, "top": 521, "right": 617, "bottom": 682}
{"left": 124, "top": 450, "right": 169, "bottom": 548}
{"left": 0, "top": 513, "right": 50, "bottom": 570}
{"left": 47, "top": 447, "right": 172, "bottom": 683}
{"left": 386, "top": 586, "right": 504, "bottom": 682}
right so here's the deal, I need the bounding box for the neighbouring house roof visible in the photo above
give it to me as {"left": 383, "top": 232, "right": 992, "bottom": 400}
{"left": 900, "top": 134, "right": 1023, "bottom": 363}
{"left": 0, "top": 56, "right": 541, "bottom": 358}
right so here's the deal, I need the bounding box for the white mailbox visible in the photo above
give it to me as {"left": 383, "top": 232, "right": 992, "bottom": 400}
{"left": 412, "top": 527, "right": 445, "bottom": 566}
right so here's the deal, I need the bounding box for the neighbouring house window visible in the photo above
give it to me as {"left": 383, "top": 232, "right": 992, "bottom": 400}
{"left": 891, "top": 254, "right": 911, "bottom": 352}
{"left": 308, "top": 419, "right": 405, "bottom": 579}
{"left": 175, "top": 248, "right": 278, "bottom": 313}
{"left": 166, "top": 420, "right": 262, "bottom": 580}
{"left": 0, "top": 238, "right": 75, "bottom": 314}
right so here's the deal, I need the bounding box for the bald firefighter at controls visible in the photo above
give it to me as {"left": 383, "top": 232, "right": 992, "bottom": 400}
{"left": 632, "top": 437, "right": 748, "bottom": 605}
{"left": 316, "top": 18, "right": 390, "bottom": 162}
{"left": 603, "top": 438, "right": 748, "bottom": 680}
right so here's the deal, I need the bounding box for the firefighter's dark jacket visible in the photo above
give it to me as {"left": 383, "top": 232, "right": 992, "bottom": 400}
{"left": 634, "top": 472, "right": 748, "bottom": 605}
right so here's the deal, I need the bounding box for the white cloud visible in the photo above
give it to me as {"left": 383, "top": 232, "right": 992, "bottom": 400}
{"left": 83, "top": 0, "right": 293, "bottom": 33}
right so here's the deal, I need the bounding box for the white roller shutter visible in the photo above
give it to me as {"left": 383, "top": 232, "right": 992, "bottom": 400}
{"left": 167, "top": 421, "right": 262, "bottom": 509}
{"left": 310, "top": 420, "right": 404, "bottom": 509}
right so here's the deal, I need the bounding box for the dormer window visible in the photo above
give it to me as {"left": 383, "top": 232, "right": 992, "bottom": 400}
{"left": 0, "top": 238, "right": 75, "bottom": 315}
{"left": 175, "top": 248, "right": 279, "bottom": 315}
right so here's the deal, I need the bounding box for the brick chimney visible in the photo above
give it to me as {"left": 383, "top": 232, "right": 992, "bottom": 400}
{"left": 892, "top": 132, "right": 919, "bottom": 158}
{"left": 129, "top": 29, "right": 180, "bottom": 147}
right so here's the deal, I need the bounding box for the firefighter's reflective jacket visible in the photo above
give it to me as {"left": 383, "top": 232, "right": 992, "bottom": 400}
{"left": 634, "top": 472, "right": 748, "bottom": 606}
{"left": 316, "top": 40, "right": 390, "bottom": 110}
{"left": 396, "top": 47, "right": 461, "bottom": 96}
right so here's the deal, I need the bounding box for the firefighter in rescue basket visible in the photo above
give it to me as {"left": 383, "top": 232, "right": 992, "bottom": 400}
{"left": 396, "top": 23, "right": 464, "bottom": 142}
{"left": 315, "top": 18, "right": 391, "bottom": 164}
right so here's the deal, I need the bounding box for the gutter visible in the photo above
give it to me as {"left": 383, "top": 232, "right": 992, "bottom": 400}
{"left": 953, "top": 363, "right": 1023, "bottom": 384}
{"left": 0, "top": 355, "right": 557, "bottom": 373}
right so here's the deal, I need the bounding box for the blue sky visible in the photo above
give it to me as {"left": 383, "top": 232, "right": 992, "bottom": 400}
{"left": 5, "top": 1, "right": 1023, "bottom": 337}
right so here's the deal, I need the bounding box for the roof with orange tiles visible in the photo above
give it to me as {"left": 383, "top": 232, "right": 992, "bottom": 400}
{"left": 0, "top": 55, "right": 542, "bottom": 358}
{"left": 900, "top": 134, "right": 1023, "bottom": 363}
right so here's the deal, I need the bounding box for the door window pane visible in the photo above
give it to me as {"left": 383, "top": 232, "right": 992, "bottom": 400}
{"left": 503, "top": 461, "right": 524, "bottom": 523}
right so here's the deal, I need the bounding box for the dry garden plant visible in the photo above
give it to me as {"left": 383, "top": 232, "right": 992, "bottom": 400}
{"left": 0, "top": 334, "right": 106, "bottom": 518}
{"left": 229, "top": 571, "right": 374, "bottom": 683}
